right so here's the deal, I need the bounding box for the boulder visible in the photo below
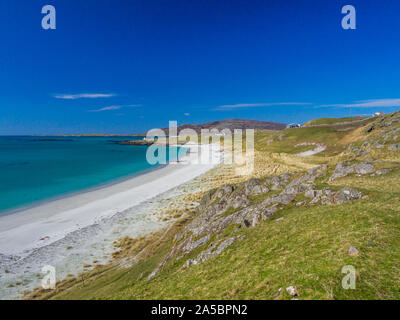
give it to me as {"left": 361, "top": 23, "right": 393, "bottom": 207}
{"left": 230, "top": 196, "right": 249, "bottom": 209}
{"left": 245, "top": 178, "right": 261, "bottom": 195}
{"left": 286, "top": 286, "right": 299, "bottom": 297}
{"left": 305, "top": 189, "right": 318, "bottom": 199}
{"left": 283, "top": 183, "right": 312, "bottom": 195}
{"left": 245, "top": 179, "right": 269, "bottom": 195}
{"left": 355, "top": 163, "right": 375, "bottom": 175}
{"left": 335, "top": 187, "right": 362, "bottom": 204}
{"left": 262, "top": 206, "right": 278, "bottom": 220}
{"left": 329, "top": 161, "right": 375, "bottom": 181}
{"left": 348, "top": 246, "right": 359, "bottom": 256}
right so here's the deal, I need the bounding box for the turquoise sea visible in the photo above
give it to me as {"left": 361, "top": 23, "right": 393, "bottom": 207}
{"left": 0, "top": 136, "right": 182, "bottom": 214}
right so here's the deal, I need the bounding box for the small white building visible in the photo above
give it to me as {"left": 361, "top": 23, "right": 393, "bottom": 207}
{"left": 286, "top": 123, "right": 301, "bottom": 129}
{"left": 374, "top": 112, "right": 384, "bottom": 117}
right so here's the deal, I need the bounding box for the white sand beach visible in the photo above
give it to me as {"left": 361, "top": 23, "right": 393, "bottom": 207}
{"left": 0, "top": 142, "right": 223, "bottom": 298}
{"left": 0, "top": 143, "right": 223, "bottom": 256}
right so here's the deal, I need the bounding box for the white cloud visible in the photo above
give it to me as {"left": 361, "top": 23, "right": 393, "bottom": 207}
{"left": 89, "top": 104, "right": 141, "bottom": 112}
{"left": 317, "top": 99, "right": 400, "bottom": 108}
{"left": 54, "top": 93, "right": 116, "bottom": 99}
{"left": 213, "top": 102, "right": 312, "bottom": 111}
{"left": 184, "top": 112, "right": 190, "bottom": 116}
{"left": 89, "top": 106, "right": 121, "bottom": 112}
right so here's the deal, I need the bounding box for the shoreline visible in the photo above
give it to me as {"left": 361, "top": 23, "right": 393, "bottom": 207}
{"left": 0, "top": 143, "right": 223, "bottom": 257}
{"left": 0, "top": 163, "right": 169, "bottom": 218}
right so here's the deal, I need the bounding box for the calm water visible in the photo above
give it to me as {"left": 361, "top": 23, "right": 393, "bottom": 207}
{"left": 0, "top": 136, "right": 182, "bottom": 213}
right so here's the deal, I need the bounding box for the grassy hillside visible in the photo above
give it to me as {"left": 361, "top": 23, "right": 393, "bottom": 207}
{"left": 29, "top": 112, "right": 400, "bottom": 300}
{"left": 304, "top": 116, "right": 369, "bottom": 127}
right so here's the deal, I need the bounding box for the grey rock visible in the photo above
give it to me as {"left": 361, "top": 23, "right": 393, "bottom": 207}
{"left": 230, "top": 196, "right": 249, "bottom": 209}
{"left": 329, "top": 161, "right": 354, "bottom": 181}
{"left": 309, "top": 195, "right": 321, "bottom": 205}
{"left": 286, "top": 286, "right": 299, "bottom": 296}
{"left": 283, "top": 183, "right": 313, "bottom": 195}
{"left": 251, "top": 184, "right": 269, "bottom": 195}
{"left": 245, "top": 178, "right": 261, "bottom": 195}
{"left": 266, "top": 173, "right": 292, "bottom": 190}
{"left": 329, "top": 161, "right": 375, "bottom": 181}
{"left": 305, "top": 189, "right": 318, "bottom": 199}
{"left": 348, "top": 246, "right": 359, "bottom": 256}
{"left": 278, "top": 193, "right": 297, "bottom": 205}
{"left": 261, "top": 193, "right": 295, "bottom": 207}
{"left": 335, "top": 187, "right": 362, "bottom": 204}
{"left": 251, "top": 214, "right": 261, "bottom": 227}
{"left": 272, "top": 288, "right": 283, "bottom": 299}
{"left": 184, "top": 236, "right": 237, "bottom": 267}
{"left": 180, "top": 234, "right": 211, "bottom": 257}
{"left": 262, "top": 206, "right": 278, "bottom": 220}
{"left": 355, "top": 163, "right": 375, "bottom": 175}
{"left": 376, "top": 169, "right": 391, "bottom": 175}
{"left": 320, "top": 188, "right": 335, "bottom": 205}
{"left": 388, "top": 144, "right": 400, "bottom": 151}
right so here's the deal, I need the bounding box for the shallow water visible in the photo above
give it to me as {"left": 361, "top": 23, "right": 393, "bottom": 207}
{"left": 0, "top": 136, "right": 181, "bottom": 213}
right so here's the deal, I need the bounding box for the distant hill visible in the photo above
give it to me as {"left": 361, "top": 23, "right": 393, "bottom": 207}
{"left": 134, "top": 119, "right": 286, "bottom": 136}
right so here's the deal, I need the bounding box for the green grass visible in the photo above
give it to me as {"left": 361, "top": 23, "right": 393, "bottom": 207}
{"left": 29, "top": 112, "right": 400, "bottom": 300}
{"left": 304, "top": 117, "right": 367, "bottom": 127}
{"left": 219, "top": 206, "right": 242, "bottom": 217}
{"left": 34, "top": 169, "right": 400, "bottom": 300}
{"left": 255, "top": 126, "right": 350, "bottom": 156}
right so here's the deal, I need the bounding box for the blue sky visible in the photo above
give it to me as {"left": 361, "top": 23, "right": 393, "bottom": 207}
{"left": 1, "top": 0, "right": 400, "bottom": 134}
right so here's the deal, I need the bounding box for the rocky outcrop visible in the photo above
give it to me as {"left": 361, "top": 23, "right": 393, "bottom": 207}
{"left": 334, "top": 187, "right": 363, "bottom": 204}
{"left": 329, "top": 161, "right": 375, "bottom": 181}
{"left": 184, "top": 236, "right": 238, "bottom": 267}
{"left": 245, "top": 178, "right": 269, "bottom": 195}
{"left": 145, "top": 113, "right": 400, "bottom": 282}
{"left": 147, "top": 164, "right": 366, "bottom": 280}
